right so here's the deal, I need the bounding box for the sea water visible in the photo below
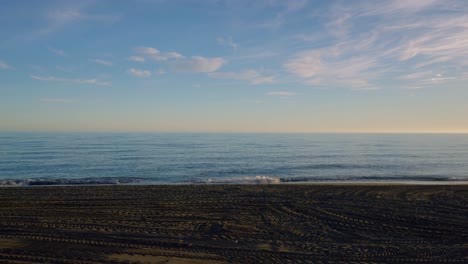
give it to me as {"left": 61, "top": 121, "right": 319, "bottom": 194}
{"left": 1, "top": 132, "right": 467, "bottom": 186}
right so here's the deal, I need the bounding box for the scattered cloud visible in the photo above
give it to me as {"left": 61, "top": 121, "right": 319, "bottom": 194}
{"left": 128, "top": 68, "right": 151, "bottom": 77}
{"left": 266, "top": 91, "right": 296, "bottom": 96}
{"left": 134, "top": 46, "right": 184, "bottom": 61}
{"left": 39, "top": 98, "right": 73, "bottom": 103}
{"left": 0, "top": 62, "right": 10, "bottom": 69}
{"left": 128, "top": 56, "right": 145, "bottom": 62}
{"left": 173, "top": 56, "right": 225, "bottom": 73}
{"left": 209, "top": 69, "right": 274, "bottom": 85}
{"left": 217, "top": 36, "right": 238, "bottom": 49}
{"left": 90, "top": 59, "right": 113, "bottom": 66}
{"left": 156, "top": 69, "right": 166, "bottom": 74}
{"left": 48, "top": 47, "right": 66, "bottom": 57}
{"left": 30, "top": 75, "right": 111, "bottom": 86}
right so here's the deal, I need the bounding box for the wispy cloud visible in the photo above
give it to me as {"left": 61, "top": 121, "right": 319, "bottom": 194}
{"left": 425, "top": 75, "right": 457, "bottom": 84}
{"left": 359, "top": 0, "right": 440, "bottom": 16}
{"left": 39, "top": 98, "right": 73, "bottom": 103}
{"left": 286, "top": 0, "right": 468, "bottom": 90}
{"left": 134, "top": 47, "right": 184, "bottom": 61}
{"left": 285, "top": 48, "right": 379, "bottom": 90}
{"left": 128, "top": 68, "right": 151, "bottom": 77}
{"left": 398, "top": 71, "right": 433, "bottom": 80}
{"left": 217, "top": 36, "right": 238, "bottom": 50}
{"left": 209, "top": 69, "right": 274, "bottom": 85}
{"left": 30, "top": 75, "right": 111, "bottom": 86}
{"left": 36, "top": 6, "right": 119, "bottom": 37}
{"left": 56, "top": 66, "right": 74, "bottom": 73}
{"left": 266, "top": 91, "right": 296, "bottom": 96}
{"left": 90, "top": 59, "right": 113, "bottom": 66}
{"left": 257, "top": 0, "right": 308, "bottom": 29}
{"left": 0, "top": 61, "right": 10, "bottom": 69}
{"left": 173, "top": 56, "right": 225, "bottom": 73}
{"left": 48, "top": 47, "right": 66, "bottom": 57}
{"left": 130, "top": 46, "right": 225, "bottom": 73}
{"left": 128, "top": 56, "right": 145, "bottom": 62}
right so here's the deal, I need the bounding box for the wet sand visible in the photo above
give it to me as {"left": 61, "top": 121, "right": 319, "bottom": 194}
{"left": 0, "top": 184, "right": 467, "bottom": 263}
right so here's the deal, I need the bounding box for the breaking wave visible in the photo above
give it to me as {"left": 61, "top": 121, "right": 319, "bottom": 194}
{"left": 1, "top": 175, "right": 468, "bottom": 187}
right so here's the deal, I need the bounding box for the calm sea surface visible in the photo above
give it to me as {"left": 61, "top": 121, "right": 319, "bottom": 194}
{"left": 1, "top": 133, "right": 467, "bottom": 186}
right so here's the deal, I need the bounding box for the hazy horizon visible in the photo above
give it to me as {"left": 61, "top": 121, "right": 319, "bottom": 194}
{"left": 1, "top": 0, "right": 468, "bottom": 133}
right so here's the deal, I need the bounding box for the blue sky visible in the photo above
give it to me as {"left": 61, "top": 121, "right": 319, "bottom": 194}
{"left": 1, "top": 0, "right": 467, "bottom": 132}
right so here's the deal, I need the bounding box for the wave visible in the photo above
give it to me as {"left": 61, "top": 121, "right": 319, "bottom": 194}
{"left": 1, "top": 175, "right": 468, "bottom": 187}
{"left": 0, "top": 177, "right": 152, "bottom": 187}
{"left": 190, "top": 176, "right": 282, "bottom": 184}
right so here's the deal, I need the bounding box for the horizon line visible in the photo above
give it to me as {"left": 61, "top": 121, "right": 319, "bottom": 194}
{"left": 1, "top": 130, "right": 468, "bottom": 134}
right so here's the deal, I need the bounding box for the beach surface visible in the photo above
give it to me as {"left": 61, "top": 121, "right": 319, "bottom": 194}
{"left": 0, "top": 184, "right": 466, "bottom": 263}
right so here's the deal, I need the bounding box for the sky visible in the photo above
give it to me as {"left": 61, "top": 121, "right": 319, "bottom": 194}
{"left": 1, "top": 0, "right": 467, "bottom": 133}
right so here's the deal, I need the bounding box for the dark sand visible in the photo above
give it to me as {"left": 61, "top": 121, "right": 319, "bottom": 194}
{"left": 0, "top": 184, "right": 467, "bottom": 263}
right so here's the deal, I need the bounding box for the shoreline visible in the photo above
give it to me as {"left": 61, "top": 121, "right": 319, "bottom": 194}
{"left": 1, "top": 180, "right": 468, "bottom": 188}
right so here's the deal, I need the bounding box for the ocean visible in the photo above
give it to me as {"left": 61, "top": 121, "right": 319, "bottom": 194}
{"left": 1, "top": 132, "right": 467, "bottom": 186}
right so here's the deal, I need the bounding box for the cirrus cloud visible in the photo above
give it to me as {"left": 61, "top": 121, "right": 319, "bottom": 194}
{"left": 285, "top": 0, "right": 468, "bottom": 90}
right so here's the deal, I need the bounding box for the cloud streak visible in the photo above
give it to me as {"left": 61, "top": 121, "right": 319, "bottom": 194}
{"left": 217, "top": 36, "right": 238, "bottom": 49}
{"left": 209, "top": 69, "right": 274, "bottom": 85}
{"left": 266, "top": 91, "right": 296, "bottom": 96}
{"left": 128, "top": 68, "right": 151, "bottom": 77}
{"left": 173, "top": 56, "right": 225, "bottom": 73}
{"left": 128, "top": 56, "right": 145, "bottom": 62}
{"left": 130, "top": 46, "right": 226, "bottom": 73}
{"left": 30, "top": 75, "right": 111, "bottom": 86}
{"left": 90, "top": 59, "right": 113, "bottom": 66}
{"left": 48, "top": 47, "right": 66, "bottom": 57}
{"left": 36, "top": 6, "right": 120, "bottom": 37}
{"left": 134, "top": 47, "right": 184, "bottom": 61}
{"left": 39, "top": 98, "right": 73, "bottom": 103}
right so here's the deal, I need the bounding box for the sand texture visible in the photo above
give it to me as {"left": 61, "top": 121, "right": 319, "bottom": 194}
{"left": 0, "top": 184, "right": 467, "bottom": 263}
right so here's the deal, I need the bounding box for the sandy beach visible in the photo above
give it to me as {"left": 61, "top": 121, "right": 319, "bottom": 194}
{"left": 0, "top": 184, "right": 466, "bottom": 263}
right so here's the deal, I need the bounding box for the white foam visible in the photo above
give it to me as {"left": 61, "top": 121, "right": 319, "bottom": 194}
{"left": 198, "top": 176, "right": 281, "bottom": 184}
